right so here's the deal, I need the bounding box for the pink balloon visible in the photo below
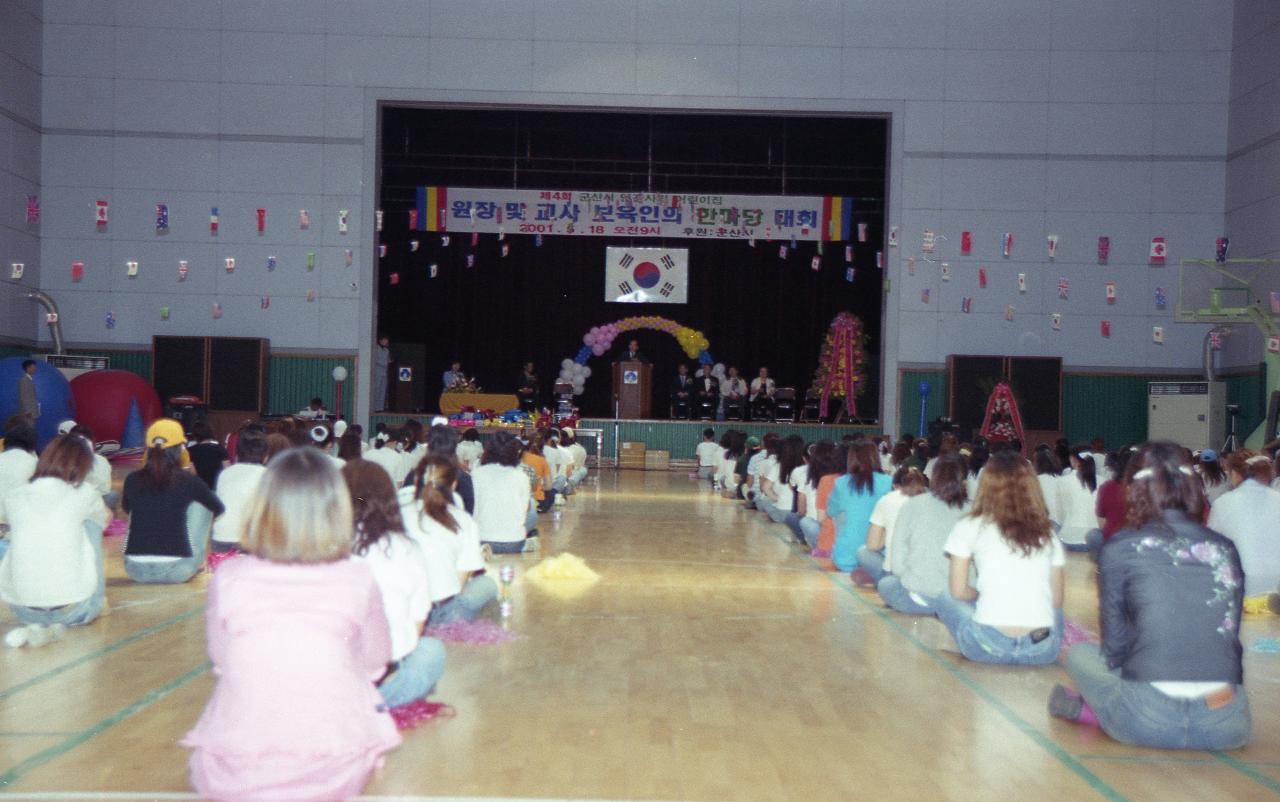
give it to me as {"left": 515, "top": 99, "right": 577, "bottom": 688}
{"left": 592, "top": 344, "right": 606, "bottom": 356}
{"left": 583, "top": 333, "right": 594, "bottom": 345}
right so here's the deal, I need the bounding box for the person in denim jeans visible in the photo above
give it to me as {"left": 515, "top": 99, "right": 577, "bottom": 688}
{"left": 934, "top": 450, "right": 1065, "bottom": 666}
{"left": 1050, "top": 441, "right": 1250, "bottom": 750}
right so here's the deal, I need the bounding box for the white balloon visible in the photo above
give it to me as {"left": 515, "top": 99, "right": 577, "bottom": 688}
{"left": 561, "top": 358, "right": 574, "bottom": 369}
{"left": 582, "top": 367, "right": 592, "bottom": 378}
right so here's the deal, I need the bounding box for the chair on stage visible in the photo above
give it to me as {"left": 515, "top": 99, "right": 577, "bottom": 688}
{"left": 800, "top": 389, "right": 823, "bottom": 421}
{"left": 723, "top": 396, "right": 745, "bottom": 421}
{"left": 695, "top": 393, "right": 716, "bottom": 420}
{"left": 750, "top": 394, "right": 775, "bottom": 422}
{"left": 669, "top": 396, "right": 692, "bottom": 420}
{"left": 773, "top": 387, "right": 797, "bottom": 422}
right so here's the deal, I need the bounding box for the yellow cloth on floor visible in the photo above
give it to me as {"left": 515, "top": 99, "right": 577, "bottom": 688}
{"left": 524, "top": 553, "right": 600, "bottom": 600}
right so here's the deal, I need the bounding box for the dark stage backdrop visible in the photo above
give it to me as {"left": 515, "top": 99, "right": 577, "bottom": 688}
{"left": 377, "top": 108, "right": 887, "bottom": 419}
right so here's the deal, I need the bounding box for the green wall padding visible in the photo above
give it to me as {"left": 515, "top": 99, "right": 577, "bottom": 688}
{"left": 1225, "top": 371, "right": 1265, "bottom": 440}
{"left": 898, "top": 370, "right": 946, "bottom": 438}
{"left": 268, "top": 356, "right": 356, "bottom": 421}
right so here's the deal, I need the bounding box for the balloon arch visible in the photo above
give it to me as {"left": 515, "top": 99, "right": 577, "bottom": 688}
{"left": 557, "top": 316, "right": 716, "bottom": 395}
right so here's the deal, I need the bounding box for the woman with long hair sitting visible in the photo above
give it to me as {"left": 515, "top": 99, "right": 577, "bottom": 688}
{"left": 404, "top": 454, "right": 497, "bottom": 624}
{"left": 826, "top": 439, "right": 892, "bottom": 578}
{"left": 472, "top": 432, "right": 538, "bottom": 554}
{"left": 932, "top": 451, "right": 1064, "bottom": 665}
{"left": 122, "top": 419, "right": 224, "bottom": 584}
{"left": 1, "top": 435, "right": 110, "bottom": 647}
{"left": 1056, "top": 447, "right": 1098, "bottom": 551}
{"left": 1050, "top": 441, "right": 1249, "bottom": 749}
{"left": 342, "top": 459, "right": 447, "bottom": 709}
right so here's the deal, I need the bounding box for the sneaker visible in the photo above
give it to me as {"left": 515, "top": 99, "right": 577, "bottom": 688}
{"left": 5, "top": 626, "right": 32, "bottom": 648}
{"left": 1048, "top": 684, "right": 1084, "bottom": 721}
{"left": 1269, "top": 592, "right": 1280, "bottom": 615}
{"left": 23, "top": 625, "right": 51, "bottom": 648}
{"left": 850, "top": 568, "right": 877, "bottom": 588}
{"left": 523, "top": 535, "right": 540, "bottom": 553}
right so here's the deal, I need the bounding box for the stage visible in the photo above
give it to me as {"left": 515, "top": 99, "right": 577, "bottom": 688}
{"left": 367, "top": 413, "right": 878, "bottom": 467}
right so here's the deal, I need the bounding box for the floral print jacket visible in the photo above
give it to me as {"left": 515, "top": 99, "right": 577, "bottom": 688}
{"left": 1098, "top": 509, "right": 1244, "bottom": 684}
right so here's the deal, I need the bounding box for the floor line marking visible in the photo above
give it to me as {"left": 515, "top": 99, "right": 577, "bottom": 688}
{"left": 0, "top": 607, "right": 204, "bottom": 702}
{"left": 1211, "top": 751, "right": 1280, "bottom": 794}
{"left": 0, "top": 662, "right": 211, "bottom": 789}
{"left": 757, "top": 523, "right": 1132, "bottom": 802}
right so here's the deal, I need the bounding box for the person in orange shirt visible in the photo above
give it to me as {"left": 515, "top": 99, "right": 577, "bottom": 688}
{"left": 521, "top": 433, "right": 556, "bottom": 513}
{"left": 810, "top": 442, "right": 845, "bottom": 571}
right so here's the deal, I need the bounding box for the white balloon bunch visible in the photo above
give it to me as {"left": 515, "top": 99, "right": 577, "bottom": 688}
{"left": 557, "top": 358, "right": 593, "bottom": 396}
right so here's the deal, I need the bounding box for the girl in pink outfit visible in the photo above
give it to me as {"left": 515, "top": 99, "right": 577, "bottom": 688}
{"left": 182, "top": 447, "right": 401, "bottom": 802}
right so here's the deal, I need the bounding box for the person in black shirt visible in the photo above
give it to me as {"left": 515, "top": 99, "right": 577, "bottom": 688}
{"left": 616, "top": 339, "right": 649, "bottom": 364}
{"left": 517, "top": 361, "right": 539, "bottom": 412}
{"left": 122, "top": 419, "right": 224, "bottom": 584}
{"left": 669, "top": 363, "right": 693, "bottom": 419}
{"left": 187, "top": 422, "right": 228, "bottom": 489}
{"left": 1049, "top": 441, "right": 1250, "bottom": 750}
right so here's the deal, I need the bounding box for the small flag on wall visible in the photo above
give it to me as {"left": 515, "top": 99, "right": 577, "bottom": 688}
{"left": 1149, "top": 236, "right": 1166, "bottom": 265}
{"left": 960, "top": 231, "right": 972, "bottom": 255}
{"left": 1001, "top": 233, "right": 1013, "bottom": 258}
{"left": 606, "top": 246, "right": 688, "bottom": 304}
{"left": 1097, "top": 236, "right": 1110, "bottom": 263}
{"left": 210, "top": 207, "right": 219, "bottom": 234}
{"left": 96, "top": 200, "right": 109, "bottom": 227}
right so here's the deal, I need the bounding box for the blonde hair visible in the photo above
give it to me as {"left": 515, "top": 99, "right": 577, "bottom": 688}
{"left": 240, "top": 447, "right": 353, "bottom": 563}
{"left": 970, "top": 451, "right": 1052, "bottom": 555}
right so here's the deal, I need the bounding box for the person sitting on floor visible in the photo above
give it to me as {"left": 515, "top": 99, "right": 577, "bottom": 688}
{"left": 342, "top": 458, "right": 446, "bottom": 710}
{"left": 1050, "top": 441, "right": 1250, "bottom": 750}
{"left": 122, "top": 419, "right": 225, "bottom": 584}
{"left": 876, "top": 453, "right": 971, "bottom": 615}
{"left": 472, "top": 432, "right": 538, "bottom": 555}
{"left": 211, "top": 427, "right": 269, "bottom": 555}
{"left": 1, "top": 434, "right": 110, "bottom": 648}
{"left": 931, "top": 451, "right": 1064, "bottom": 666}
{"left": 1208, "top": 450, "right": 1280, "bottom": 604}
{"left": 856, "top": 465, "right": 929, "bottom": 587}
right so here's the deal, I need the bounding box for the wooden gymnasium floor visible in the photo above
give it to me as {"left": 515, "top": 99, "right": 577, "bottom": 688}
{"left": 2, "top": 468, "right": 1279, "bottom": 802}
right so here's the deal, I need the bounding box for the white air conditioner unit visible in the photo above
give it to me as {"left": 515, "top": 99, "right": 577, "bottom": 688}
{"left": 43, "top": 353, "right": 109, "bottom": 381}
{"left": 1148, "top": 381, "right": 1225, "bottom": 452}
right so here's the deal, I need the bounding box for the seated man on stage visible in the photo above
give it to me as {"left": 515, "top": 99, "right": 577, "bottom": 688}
{"left": 750, "top": 367, "right": 776, "bottom": 421}
{"left": 719, "top": 365, "right": 747, "bottom": 420}
{"left": 296, "top": 397, "right": 328, "bottom": 420}
{"left": 517, "top": 361, "right": 539, "bottom": 412}
{"left": 694, "top": 364, "right": 719, "bottom": 419}
{"left": 670, "top": 363, "right": 694, "bottom": 419}
{"left": 442, "top": 360, "right": 466, "bottom": 389}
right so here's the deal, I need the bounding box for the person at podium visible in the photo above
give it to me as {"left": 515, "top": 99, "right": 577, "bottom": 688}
{"left": 517, "top": 361, "right": 539, "bottom": 412}
{"left": 615, "top": 339, "right": 650, "bottom": 364}
{"left": 670, "top": 363, "right": 693, "bottom": 419}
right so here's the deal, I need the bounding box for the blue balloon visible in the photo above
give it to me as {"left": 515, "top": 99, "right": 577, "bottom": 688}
{"left": 0, "top": 357, "right": 76, "bottom": 450}
{"left": 698, "top": 350, "right": 714, "bottom": 365}
{"left": 917, "top": 381, "right": 931, "bottom": 395}
{"left": 575, "top": 345, "right": 592, "bottom": 365}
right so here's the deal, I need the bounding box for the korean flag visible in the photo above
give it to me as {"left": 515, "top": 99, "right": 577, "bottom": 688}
{"left": 605, "top": 246, "right": 688, "bottom": 304}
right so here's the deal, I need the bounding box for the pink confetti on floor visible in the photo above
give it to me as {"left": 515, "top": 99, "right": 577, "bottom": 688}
{"left": 810, "top": 548, "right": 831, "bottom": 559}
{"left": 104, "top": 519, "right": 129, "bottom": 538}
{"left": 424, "top": 619, "right": 523, "bottom": 644}
{"left": 207, "top": 550, "right": 243, "bottom": 572}
{"left": 389, "top": 699, "right": 455, "bottom": 730}
{"left": 1060, "top": 617, "right": 1100, "bottom": 659}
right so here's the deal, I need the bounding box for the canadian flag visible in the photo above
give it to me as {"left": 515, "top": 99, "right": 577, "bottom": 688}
{"left": 1149, "top": 236, "right": 1166, "bottom": 265}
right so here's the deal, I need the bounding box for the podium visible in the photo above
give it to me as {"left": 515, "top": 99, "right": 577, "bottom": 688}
{"left": 612, "top": 361, "right": 652, "bottom": 419}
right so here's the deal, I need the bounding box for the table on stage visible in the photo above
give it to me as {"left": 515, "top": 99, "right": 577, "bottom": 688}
{"left": 438, "top": 392, "right": 520, "bottom": 414}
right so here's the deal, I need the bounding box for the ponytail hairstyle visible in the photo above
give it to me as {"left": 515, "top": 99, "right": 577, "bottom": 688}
{"left": 342, "top": 459, "right": 405, "bottom": 557}
{"left": 1070, "top": 446, "right": 1097, "bottom": 492}
{"left": 1125, "top": 441, "right": 1206, "bottom": 529}
{"left": 892, "top": 465, "right": 929, "bottom": 497}
{"left": 1032, "top": 448, "right": 1062, "bottom": 476}
{"left": 141, "top": 445, "right": 182, "bottom": 489}
{"left": 412, "top": 453, "right": 460, "bottom": 534}
{"left": 970, "top": 450, "right": 1052, "bottom": 556}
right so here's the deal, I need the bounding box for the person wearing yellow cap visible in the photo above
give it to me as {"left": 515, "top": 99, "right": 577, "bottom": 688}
{"left": 121, "top": 419, "right": 224, "bottom": 584}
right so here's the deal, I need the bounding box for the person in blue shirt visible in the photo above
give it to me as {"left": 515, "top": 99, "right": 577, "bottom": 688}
{"left": 825, "top": 438, "right": 892, "bottom": 575}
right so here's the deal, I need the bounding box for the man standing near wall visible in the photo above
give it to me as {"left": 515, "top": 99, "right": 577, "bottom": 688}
{"left": 17, "top": 360, "right": 39, "bottom": 424}
{"left": 373, "top": 336, "right": 390, "bottom": 412}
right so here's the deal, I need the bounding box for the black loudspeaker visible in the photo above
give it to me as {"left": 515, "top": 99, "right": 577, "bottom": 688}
{"left": 947, "top": 355, "right": 1062, "bottom": 432}
{"left": 153, "top": 336, "right": 269, "bottom": 413}
{"left": 1265, "top": 390, "right": 1279, "bottom": 445}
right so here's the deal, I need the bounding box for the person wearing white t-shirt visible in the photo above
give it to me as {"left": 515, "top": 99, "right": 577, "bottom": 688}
{"left": 1209, "top": 452, "right": 1280, "bottom": 598}
{"left": 563, "top": 429, "right": 589, "bottom": 489}
{"left": 211, "top": 429, "right": 269, "bottom": 552}
{"left": 1056, "top": 451, "right": 1099, "bottom": 549}
{"left": 543, "top": 433, "right": 569, "bottom": 496}
{"left": 932, "top": 451, "right": 1065, "bottom": 666}
{"left": 695, "top": 428, "right": 721, "bottom": 481}
{"left": 749, "top": 368, "right": 776, "bottom": 421}
{"left": 399, "top": 455, "right": 496, "bottom": 624}
{"left": 783, "top": 445, "right": 823, "bottom": 545}
{"left": 366, "top": 431, "right": 408, "bottom": 487}
{"left": 718, "top": 367, "right": 747, "bottom": 420}
{"left": 471, "top": 432, "right": 537, "bottom": 553}
{"left": 455, "top": 428, "right": 484, "bottom": 472}
{"left": 1, "top": 435, "right": 109, "bottom": 644}
{"left": 0, "top": 423, "right": 38, "bottom": 531}
{"left": 342, "top": 459, "right": 446, "bottom": 709}
{"left": 856, "top": 466, "right": 928, "bottom": 585}
{"left": 1032, "top": 448, "right": 1064, "bottom": 528}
